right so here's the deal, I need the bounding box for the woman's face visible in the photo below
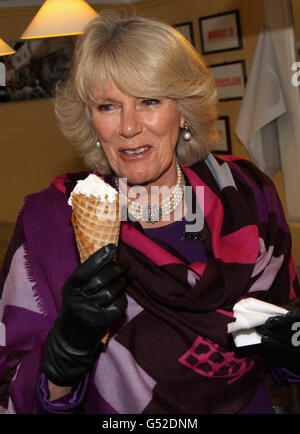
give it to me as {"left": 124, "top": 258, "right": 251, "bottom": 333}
{"left": 90, "top": 79, "right": 184, "bottom": 188}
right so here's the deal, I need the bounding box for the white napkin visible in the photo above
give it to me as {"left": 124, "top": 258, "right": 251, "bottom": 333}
{"left": 227, "top": 297, "right": 288, "bottom": 347}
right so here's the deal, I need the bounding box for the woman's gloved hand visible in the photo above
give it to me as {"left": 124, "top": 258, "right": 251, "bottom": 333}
{"left": 256, "top": 300, "right": 300, "bottom": 374}
{"left": 42, "top": 243, "right": 129, "bottom": 387}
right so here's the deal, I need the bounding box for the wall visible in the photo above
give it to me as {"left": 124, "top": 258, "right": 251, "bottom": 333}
{"left": 0, "top": 0, "right": 299, "bottom": 263}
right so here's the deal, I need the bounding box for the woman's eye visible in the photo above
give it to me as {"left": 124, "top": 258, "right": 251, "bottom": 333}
{"left": 97, "top": 104, "right": 114, "bottom": 112}
{"left": 142, "top": 99, "right": 160, "bottom": 106}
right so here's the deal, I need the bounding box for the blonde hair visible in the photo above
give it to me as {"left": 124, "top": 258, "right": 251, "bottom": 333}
{"left": 55, "top": 10, "right": 219, "bottom": 174}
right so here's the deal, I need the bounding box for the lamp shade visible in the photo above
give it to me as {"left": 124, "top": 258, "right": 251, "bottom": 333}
{"left": 0, "top": 38, "right": 16, "bottom": 56}
{"left": 20, "top": 0, "right": 99, "bottom": 40}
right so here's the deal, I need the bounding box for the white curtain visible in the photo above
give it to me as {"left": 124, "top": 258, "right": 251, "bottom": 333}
{"left": 236, "top": 0, "right": 300, "bottom": 221}
{"left": 235, "top": 25, "right": 286, "bottom": 178}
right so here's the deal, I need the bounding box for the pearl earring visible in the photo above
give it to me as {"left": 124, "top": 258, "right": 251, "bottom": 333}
{"left": 96, "top": 140, "right": 101, "bottom": 149}
{"left": 183, "top": 122, "right": 192, "bottom": 141}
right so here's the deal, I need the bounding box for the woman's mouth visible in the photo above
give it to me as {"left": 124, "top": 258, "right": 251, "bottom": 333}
{"left": 119, "top": 145, "right": 152, "bottom": 160}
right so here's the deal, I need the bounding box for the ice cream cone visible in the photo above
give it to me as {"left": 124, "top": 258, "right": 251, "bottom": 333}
{"left": 69, "top": 175, "right": 120, "bottom": 344}
{"left": 70, "top": 192, "right": 120, "bottom": 263}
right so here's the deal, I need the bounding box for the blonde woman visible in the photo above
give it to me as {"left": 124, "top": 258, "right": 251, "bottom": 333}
{"left": 0, "top": 12, "right": 299, "bottom": 414}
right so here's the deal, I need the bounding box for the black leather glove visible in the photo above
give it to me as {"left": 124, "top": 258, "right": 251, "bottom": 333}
{"left": 256, "top": 299, "right": 300, "bottom": 374}
{"left": 42, "top": 244, "right": 129, "bottom": 387}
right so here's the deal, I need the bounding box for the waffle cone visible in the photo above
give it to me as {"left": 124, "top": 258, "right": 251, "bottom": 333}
{"left": 71, "top": 192, "right": 120, "bottom": 345}
{"left": 71, "top": 193, "right": 120, "bottom": 263}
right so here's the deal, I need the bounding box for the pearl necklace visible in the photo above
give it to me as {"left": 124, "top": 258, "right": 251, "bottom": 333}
{"left": 118, "top": 163, "right": 185, "bottom": 224}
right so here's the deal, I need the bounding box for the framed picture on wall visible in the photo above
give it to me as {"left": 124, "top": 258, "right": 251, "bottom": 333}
{"left": 213, "top": 115, "right": 232, "bottom": 154}
{"left": 199, "top": 10, "right": 243, "bottom": 54}
{"left": 174, "top": 21, "right": 195, "bottom": 46}
{"left": 210, "top": 60, "right": 247, "bottom": 101}
{"left": 0, "top": 37, "right": 72, "bottom": 103}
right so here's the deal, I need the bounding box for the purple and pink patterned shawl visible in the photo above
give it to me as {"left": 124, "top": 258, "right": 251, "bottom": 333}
{"left": 0, "top": 155, "right": 299, "bottom": 413}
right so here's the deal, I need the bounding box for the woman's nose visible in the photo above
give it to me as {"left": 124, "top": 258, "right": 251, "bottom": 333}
{"left": 119, "top": 107, "right": 142, "bottom": 138}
